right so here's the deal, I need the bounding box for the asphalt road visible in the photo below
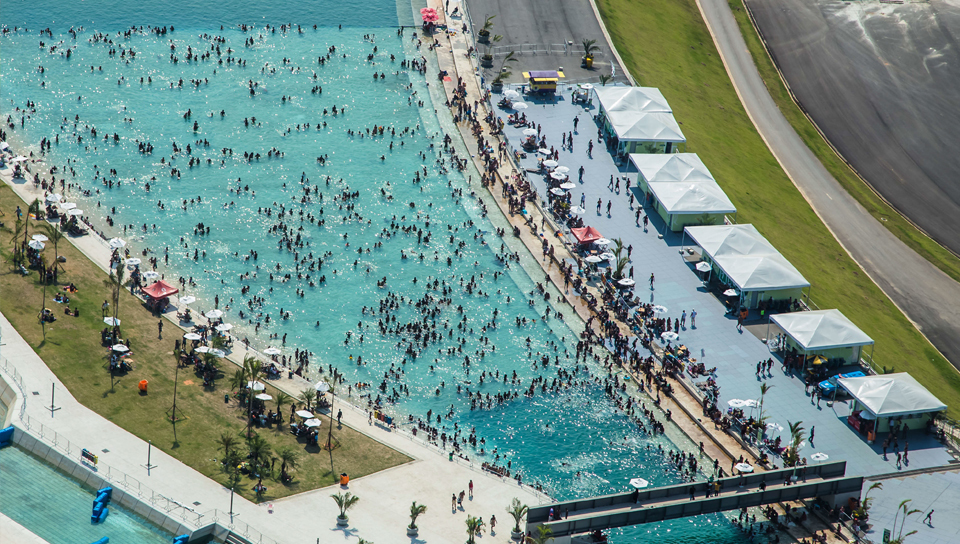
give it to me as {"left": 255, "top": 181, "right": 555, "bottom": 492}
{"left": 461, "top": 0, "right": 626, "bottom": 83}
{"left": 696, "top": 0, "right": 960, "bottom": 367}
{"left": 743, "top": 0, "right": 960, "bottom": 255}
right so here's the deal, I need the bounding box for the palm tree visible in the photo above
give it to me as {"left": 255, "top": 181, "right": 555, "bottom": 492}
{"left": 331, "top": 491, "right": 360, "bottom": 521}
{"left": 492, "top": 51, "right": 518, "bottom": 87}
{"left": 324, "top": 382, "right": 338, "bottom": 450}
{"left": 465, "top": 515, "right": 482, "bottom": 544}
{"left": 299, "top": 388, "right": 315, "bottom": 411}
{"left": 278, "top": 447, "right": 299, "bottom": 482}
{"left": 230, "top": 368, "right": 248, "bottom": 392}
{"left": 854, "top": 482, "right": 882, "bottom": 521}
{"left": 10, "top": 219, "right": 25, "bottom": 265}
{"left": 758, "top": 383, "right": 774, "bottom": 414}
{"left": 218, "top": 432, "right": 237, "bottom": 457}
{"left": 40, "top": 222, "right": 64, "bottom": 274}
{"left": 786, "top": 420, "right": 805, "bottom": 465}
{"left": 526, "top": 525, "right": 555, "bottom": 544}
{"left": 243, "top": 355, "right": 263, "bottom": 433}
{"left": 103, "top": 265, "right": 126, "bottom": 324}
{"left": 507, "top": 498, "right": 529, "bottom": 534}
{"left": 598, "top": 74, "right": 612, "bottom": 86}
{"left": 409, "top": 501, "right": 428, "bottom": 530}
{"left": 246, "top": 433, "right": 272, "bottom": 475}
{"left": 275, "top": 391, "right": 291, "bottom": 421}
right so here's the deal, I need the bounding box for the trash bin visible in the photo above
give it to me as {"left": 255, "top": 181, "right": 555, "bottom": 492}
{"left": 138, "top": 380, "right": 148, "bottom": 393}
{"left": 340, "top": 473, "right": 349, "bottom": 486}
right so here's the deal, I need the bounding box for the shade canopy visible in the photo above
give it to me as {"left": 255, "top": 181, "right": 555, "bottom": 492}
{"left": 770, "top": 310, "right": 873, "bottom": 351}
{"left": 629, "top": 153, "right": 714, "bottom": 183}
{"left": 647, "top": 181, "right": 736, "bottom": 215}
{"left": 141, "top": 280, "right": 179, "bottom": 300}
{"left": 594, "top": 86, "right": 672, "bottom": 114}
{"left": 604, "top": 112, "right": 685, "bottom": 143}
{"left": 838, "top": 373, "right": 946, "bottom": 418}
{"left": 684, "top": 224, "right": 809, "bottom": 292}
{"left": 571, "top": 226, "right": 603, "bottom": 244}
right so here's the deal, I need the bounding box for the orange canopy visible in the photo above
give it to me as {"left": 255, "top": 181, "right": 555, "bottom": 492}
{"left": 142, "top": 280, "right": 179, "bottom": 300}
{"left": 571, "top": 226, "right": 603, "bottom": 244}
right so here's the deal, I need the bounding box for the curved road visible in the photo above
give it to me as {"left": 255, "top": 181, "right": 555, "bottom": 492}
{"left": 695, "top": 0, "right": 960, "bottom": 367}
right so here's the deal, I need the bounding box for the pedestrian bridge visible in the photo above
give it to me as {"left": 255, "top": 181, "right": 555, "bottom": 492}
{"left": 527, "top": 461, "right": 861, "bottom": 541}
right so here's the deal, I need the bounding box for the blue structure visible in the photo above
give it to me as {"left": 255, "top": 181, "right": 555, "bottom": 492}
{"left": 92, "top": 487, "right": 113, "bottom": 524}
{"left": 0, "top": 426, "right": 14, "bottom": 448}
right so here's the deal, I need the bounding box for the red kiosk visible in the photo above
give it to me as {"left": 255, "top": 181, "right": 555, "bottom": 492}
{"left": 142, "top": 280, "right": 179, "bottom": 313}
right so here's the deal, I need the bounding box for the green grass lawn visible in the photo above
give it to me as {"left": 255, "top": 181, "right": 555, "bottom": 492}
{"left": 0, "top": 184, "right": 410, "bottom": 502}
{"left": 596, "top": 0, "right": 960, "bottom": 417}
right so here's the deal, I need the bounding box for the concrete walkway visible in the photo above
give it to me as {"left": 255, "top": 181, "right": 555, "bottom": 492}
{"left": 0, "top": 513, "right": 49, "bottom": 544}
{"left": 695, "top": 0, "right": 960, "bottom": 367}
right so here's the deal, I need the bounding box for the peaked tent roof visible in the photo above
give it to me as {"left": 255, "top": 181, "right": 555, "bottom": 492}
{"left": 838, "top": 373, "right": 946, "bottom": 417}
{"left": 647, "top": 181, "right": 736, "bottom": 215}
{"left": 571, "top": 226, "right": 603, "bottom": 244}
{"left": 684, "top": 224, "right": 809, "bottom": 291}
{"left": 685, "top": 224, "right": 775, "bottom": 258}
{"left": 142, "top": 280, "right": 179, "bottom": 300}
{"left": 607, "top": 112, "right": 686, "bottom": 143}
{"left": 629, "top": 153, "right": 714, "bottom": 183}
{"left": 594, "top": 86, "right": 672, "bottom": 114}
{"left": 770, "top": 309, "right": 873, "bottom": 351}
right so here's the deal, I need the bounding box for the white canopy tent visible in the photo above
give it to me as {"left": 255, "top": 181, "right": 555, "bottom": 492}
{"left": 646, "top": 181, "right": 736, "bottom": 231}
{"left": 839, "top": 373, "right": 946, "bottom": 434}
{"left": 683, "top": 224, "right": 810, "bottom": 309}
{"left": 629, "top": 153, "right": 715, "bottom": 190}
{"left": 595, "top": 87, "right": 685, "bottom": 155}
{"left": 594, "top": 86, "right": 672, "bottom": 114}
{"left": 767, "top": 309, "right": 874, "bottom": 368}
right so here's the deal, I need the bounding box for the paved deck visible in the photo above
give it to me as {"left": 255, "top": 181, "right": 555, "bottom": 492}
{"left": 0, "top": 512, "right": 50, "bottom": 544}
{"left": 863, "top": 470, "right": 960, "bottom": 544}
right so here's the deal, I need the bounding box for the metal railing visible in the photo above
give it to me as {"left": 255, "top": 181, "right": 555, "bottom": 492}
{"left": 487, "top": 43, "right": 606, "bottom": 58}
{"left": 200, "top": 510, "right": 281, "bottom": 544}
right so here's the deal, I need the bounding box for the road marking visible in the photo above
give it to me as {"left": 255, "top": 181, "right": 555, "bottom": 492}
{"left": 825, "top": 193, "right": 832, "bottom": 200}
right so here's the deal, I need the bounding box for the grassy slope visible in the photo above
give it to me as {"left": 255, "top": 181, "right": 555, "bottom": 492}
{"left": 0, "top": 184, "right": 410, "bottom": 502}
{"left": 595, "top": 0, "right": 960, "bottom": 417}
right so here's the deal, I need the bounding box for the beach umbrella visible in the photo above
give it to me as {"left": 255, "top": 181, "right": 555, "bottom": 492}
{"left": 742, "top": 399, "right": 759, "bottom": 408}
{"left": 27, "top": 240, "right": 45, "bottom": 250}
{"left": 263, "top": 347, "right": 282, "bottom": 356}
{"left": 734, "top": 463, "right": 754, "bottom": 473}
{"left": 255, "top": 393, "right": 273, "bottom": 401}
{"left": 549, "top": 172, "right": 567, "bottom": 180}
{"left": 549, "top": 188, "right": 566, "bottom": 196}
{"left": 215, "top": 323, "right": 233, "bottom": 332}
{"left": 584, "top": 255, "right": 604, "bottom": 263}
{"left": 512, "top": 102, "right": 528, "bottom": 110}
{"left": 45, "top": 193, "right": 62, "bottom": 203}
{"left": 723, "top": 289, "right": 738, "bottom": 297}
{"left": 10, "top": 156, "right": 28, "bottom": 163}
{"left": 696, "top": 261, "right": 712, "bottom": 273}
{"left": 555, "top": 166, "right": 570, "bottom": 174}
{"left": 766, "top": 422, "right": 784, "bottom": 433}
{"left": 183, "top": 332, "right": 202, "bottom": 341}
{"left": 727, "top": 399, "right": 747, "bottom": 408}
{"left": 599, "top": 252, "right": 615, "bottom": 260}
{"left": 618, "top": 278, "right": 636, "bottom": 287}
{"left": 522, "top": 127, "right": 538, "bottom": 136}
{"left": 208, "top": 349, "right": 226, "bottom": 358}
{"left": 652, "top": 305, "right": 667, "bottom": 313}
{"left": 595, "top": 238, "right": 612, "bottom": 246}
{"left": 560, "top": 182, "right": 576, "bottom": 190}
{"left": 125, "top": 258, "right": 141, "bottom": 266}
{"left": 629, "top": 478, "right": 649, "bottom": 489}
{"left": 810, "top": 452, "right": 829, "bottom": 462}
{"left": 68, "top": 209, "right": 84, "bottom": 216}
{"left": 542, "top": 159, "right": 559, "bottom": 168}
{"left": 111, "top": 344, "right": 130, "bottom": 352}
{"left": 314, "top": 381, "right": 331, "bottom": 393}
{"left": 179, "top": 295, "right": 196, "bottom": 305}
{"left": 108, "top": 237, "right": 126, "bottom": 249}
{"left": 104, "top": 317, "right": 121, "bottom": 326}
{"left": 60, "top": 202, "right": 77, "bottom": 210}
{"left": 580, "top": 83, "right": 594, "bottom": 90}
{"left": 0, "top": 142, "right": 8, "bottom": 150}
{"left": 661, "top": 331, "right": 679, "bottom": 342}
{"left": 143, "top": 271, "right": 160, "bottom": 280}
{"left": 194, "top": 346, "right": 211, "bottom": 353}
{"left": 247, "top": 381, "right": 266, "bottom": 391}
{"left": 570, "top": 206, "right": 586, "bottom": 215}
{"left": 32, "top": 234, "right": 49, "bottom": 242}
{"left": 859, "top": 411, "right": 877, "bottom": 420}
{"left": 303, "top": 418, "right": 322, "bottom": 428}
{"left": 538, "top": 148, "right": 551, "bottom": 155}
{"left": 204, "top": 309, "right": 223, "bottom": 319}
{"left": 296, "top": 410, "right": 315, "bottom": 418}
{"left": 504, "top": 89, "right": 522, "bottom": 99}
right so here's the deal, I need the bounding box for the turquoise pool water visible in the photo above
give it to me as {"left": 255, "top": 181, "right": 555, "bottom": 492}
{"left": 0, "top": 446, "right": 173, "bottom": 544}
{"left": 1, "top": 1, "right": 763, "bottom": 541}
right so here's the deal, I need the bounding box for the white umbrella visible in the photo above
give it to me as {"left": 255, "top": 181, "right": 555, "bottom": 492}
{"left": 143, "top": 271, "right": 160, "bottom": 280}
{"left": 32, "top": 234, "right": 49, "bottom": 242}
{"left": 108, "top": 238, "right": 126, "bottom": 249}
{"left": 795, "top": 440, "right": 807, "bottom": 450}
{"left": 570, "top": 206, "right": 586, "bottom": 215}
{"left": 183, "top": 332, "right": 202, "bottom": 340}
{"left": 723, "top": 289, "right": 738, "bottom": 297}
{"left": 263, "top": 347, "right": 282, "bottom": 356}
{"left": 661, "top": 331, "right": 679, "bottom": 342}
{"left": 27, "top": 240, "right": 45, "bottom": 250}
{"left": 584, "top": 255, "right": 604, "bottom": 263}
{"left": 179, "top": 295, "right": 196, "bottom": 305}
{"left": 727, "top": 399, "right": 747, "bottom": 408}
{"left": 696, "top": 262, "right": 712, "bottom": 273}
{"left": 734, "top": 463, "right": 754, "bottom": 473}
{"left": 542, "top": 159, "right": 559, "bottom": 168}
{"left": 45, "top": 193, "right": 62, "bottom": 203}
{"left": 104, "top": 317, "right": 121, "bottom": 326}
{"left": 810, "top": 452, "right": 829, "bottom": 462}
{"left": 555, "top": 166, "right": 570, "bottom": 174}
{"left": 859, "top": 411, "right": 877, "bottom": 420}
{"left": 522, "top": 128, "right": 538, "bottom": 136}
{"left": 766, "top": 422, "right": 784, "bottom": 433}
{"left": 580, "top": 83, "right": 594, "bottom": 90}
{"left": 204, "top": 309, "right": 223, "bottom": 319}
{"left": 60, "top": 202, "right": 77, "bottom": 210}
{"left": 504, "top": 89, "right": 522, "bottom": 99}
{"left": 618, "top": 278, "right": 636, "bottom": 287}
{"left": 10, "top": 156, "right": 29, "bottom": 163}
{"left": 742, "top": 399, "right": 759, "bottom": 408}
{"left": 314, "top": 381, "right": 330, "bottom": 393}
{"left": 512, "top": 102, "right": 528, "bottom": 110}
{"left": 538, "top": 148, "right": 551, "bottom": 155}
{"left": 303, "top": 418, "right": 322, "bottom": 428}
{"left": 549, "top": 172, "right": 567, "bottom": 180}
{"left": 652, "top": 305, "right": 667, "bottom": 313}
{"left": 125, "top": 258, "right": 141, "bottom": 266}
{"left": 194, "top": 346, "right": 211, "bottom": 353}
{"left": 68, "top": 209, "right": 84, "bottom": 216}
{"left": 549, "top": 188, "right": 566, "bottom": 196}
{"left": 208, "top": 349, "right": 226, "bottom": 358}
{"left": 111, "top": 344, "right": 130, "bottom": 352}
{"left": 247, "top": 380, "right": 266, "bottom": 391}
{"left": 255, "top": 393, "right": 272, "bottom": 401}
{"left": 599, "top": 252, "right": 615, "bottom": 260}
{"left": 595, "top": 238, "right": 612, "bottom": 246}
{"left": 296, "top": 410, "right": 315, "bottom": 418}
{"left": 0, "top": 142, "right": 8, "bottom": 150}
{"left": 560, "top": 182, "right": 576, "bottom": 190}
{"left": 629, "top": 478, "right": 649, "bottom": 489}
{"left": 216, "top": 323, "right": 233, "bottom": 332}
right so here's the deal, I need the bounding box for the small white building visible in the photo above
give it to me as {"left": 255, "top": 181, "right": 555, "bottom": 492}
{"left": 768, "top": 309, "right": 874, "bottom": 367}
{"left": 595, "top": 86, "right": 685, "bottom": 156}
